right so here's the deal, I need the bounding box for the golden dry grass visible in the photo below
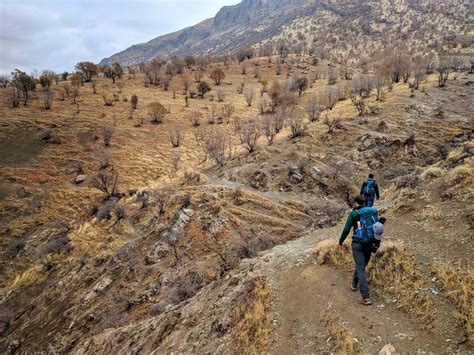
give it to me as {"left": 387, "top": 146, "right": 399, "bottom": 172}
{"left": 229, "top": 276, "right": 272, "bottom": 354}
{"left": 314, "top": 240, "right": 436, "bottom": 323}
{"left": 321, "top": 310, "right": 359, "bottom": 354}
{"left": 432, "top": 262, "right": 474, "bottom": 345}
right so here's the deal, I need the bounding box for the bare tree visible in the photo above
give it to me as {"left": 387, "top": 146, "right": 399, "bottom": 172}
{"left": 240, "top": 62, "right": 247, "bottom": 75}
{"left": 273, "top": 109, "right": 285, "bottom": 133}
{"left": 193, "top": 70, "right": 203, "bottom": 83}
{"left": 194, "top": 126, "right": 230, "bottom": 165}
{"left": 287, "top": 112, "right": 306, "bottom": 138}
{"left": 210, "top": 67, "right": 225, "bottom": 85}
{"left": 253, "top": 65, "right": 262, "bottom": 80}
{"left": 240, "top": 118, "right": 260, "bottom": 153}
{"left": 374, "top": 73, "right": 385, "bottom": 101}
{"left": 9, "top": 87, "right": 20, "bottom": 108}
{"left": 289, "top": 72, "right": 309, "bottom": 96}
{"left": 170, "top": 153, "right": 180, "bottom": 175}
{"left": 101, "top": 124, "right": 113, "bottom": 147}
{"left": 409, "top": 57, "right": 426, "bottom": 90}
{"left": 262, "top": 115, "right": 276, "bottom": 144}
{"left": 90, "top": 168, "right": 118, "bottom": 197}
{"left": 42, "top": 88, "right": 53, "bottom": 110}
{"left": 186, "top": 110, "right": 202, "bottom": 127}
{"left": 243, "top": 87, "right": 255, "bottom": 106}
{"left": 327, "top": 66, "right": 338, "bottom": 85}
{"left": 305, "top": 95, "right": 321, "bottom": 122}
{"left": 436, "top": 58, "right": 452, "bottom": 87}
{"left": 168, "top": 126, "right": 181, "bottom": 147}
{"left": 222, "top": 104, "right": 235, "bottom": 124}
{"left": 353, "top": 98, "right": 366, "bottom": 116}
{"left": 216, "top": 89, "right": 225, "bottom": 102}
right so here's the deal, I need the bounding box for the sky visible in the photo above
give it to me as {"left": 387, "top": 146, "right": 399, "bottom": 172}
{"left": 0, "top": 0, "right": 238, "bottom": 75}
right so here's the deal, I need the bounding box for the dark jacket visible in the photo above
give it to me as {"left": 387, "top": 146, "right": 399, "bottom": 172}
{"left": 360, "top": 179, "right": 380, "bottom": 200}
{"left": 339, "top": 206, "right": 381, "bottom": 247}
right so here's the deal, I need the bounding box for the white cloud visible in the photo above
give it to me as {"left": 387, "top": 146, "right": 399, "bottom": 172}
{"left": 0, "top": 0, "right": 238, "bottom": 74}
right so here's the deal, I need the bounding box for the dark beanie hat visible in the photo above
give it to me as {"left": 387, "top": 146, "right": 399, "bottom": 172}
{"left": 354, "top": 195, "right": 366, "bottom": 205}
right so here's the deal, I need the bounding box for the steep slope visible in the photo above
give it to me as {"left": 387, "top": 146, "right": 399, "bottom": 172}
{"left": 99, "top": 0, "right": 313, "bottom": 66}
{"left": 99, "top": 0, "right": 471, "bottom": 66}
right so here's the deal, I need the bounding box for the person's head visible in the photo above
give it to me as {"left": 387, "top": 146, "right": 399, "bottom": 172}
{"left": 379, "top": 217, "right": 386, "bottom": 224}
{"left": 368, "top": 173, "right": 374, "bottom": 179}
{"left": 354, "top": 195, "right": 365, "bottom": 206}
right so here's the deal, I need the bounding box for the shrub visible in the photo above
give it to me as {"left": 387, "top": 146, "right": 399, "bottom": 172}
{"left": 305, "top": 95, "right": 321, "bottom": 122}
{"left": 103, "top": 94, "right": 114, "bottom": 106}
{"left": 5, "top": 238, "right": 25, "bottom": 258}
{"left": 168, "top": 126, "right": 181, "bottom": 147}
{"left": 396, "top": 174, "right": 421, "bottom": 189}
{"left": 243, "top": 87, "right": 255, "bottom": 106}
{"left": 210, "top": 67, "right": 225, "bottom": 85}
{"left": 11, "top": 69, "right": 36, "bottom": 105}
{"left": 240, "top": 119, "right": 260, "bottom": 153}
{"left": 90, "top": 169, "right": 119, "bottom": 197}
{"left": 149, "top": 102, "right": 167, "bottom": 123}
{"left": 197, "top": 81, "right": 211, "bottom": 98}
{"left": 262, "top": 115, "right": 276, "bottom": 144}
{"left": 287, "top": 112, "right": 306, "bottom": 138}
{"left": 186, "top": 110, "right": 202, "bottom": 127}
{"left": 216, "top": 89, "right": 225, "bottom": 102}
{"left": 36, "top": 234, "right": 73, "bottom": 257}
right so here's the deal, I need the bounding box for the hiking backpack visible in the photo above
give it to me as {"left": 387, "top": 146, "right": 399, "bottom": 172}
{"left": 363, "top": 179, "right": 376, "bottom": 197}
{"left": 355, "top": 207, "right": 379, "bottom": 244}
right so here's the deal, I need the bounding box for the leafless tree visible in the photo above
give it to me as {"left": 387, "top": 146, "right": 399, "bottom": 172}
{"left": 374, "top": 73, "right": 385, "bottom": 101}
{"left": 186, "top": 110, "right": 202, "bottom": 127}
{"left": 170, "top": 153, "right": 180, "bottom": 175}
{"left": 262, "top": 115, "right": 276, "bottom": 144}
{"left": 210, "top": 67, "right": 225, "bottom": 85}
{"left": 194, "top": 126, "right": 229, "bottom": 165}
{"left": 273, "top": 109, "right": 285, "bottom": 133}
{"left": 240, "top": 118, "right": 260, "bottom": 153}
{"left": 9, "top": 87, "right": 20, "bottom": 108}
{"left": 90, "top": 168, "right": 119, "bottom": 197}
{"left": 222, "top": 104, "right": 235, "bottom": 124}
{"left": 305, "top": 95, "right": 321, "bottom": 122}
{"left": 243, "top": 87, "right": 255, "bottom": 106}
{"left": 253, "top": 65, "right": 261, "bottom": 80}
{"left": 287, "top": 112, "right": 306, "bottom": 138}
{"left": 240, "top": 62, "right": 247, "bottom": 75}
{"left": 168, "top": 126, "right": 181, "bottom": 147}
{"left": 436, "top": 58, "right": 452, "bottom": 87}
{"left": 193, "top": 70, "right": 203, "bottom": 83}
{"left": 216, "top": 89, "right": 225, "bottom": 102}
{"left": 353, "top": 98, "right": 366, "bottom": 116}
{"left": 42, "top": 88, "right": 53, "bottom": 110}
{"left": 409, "top": 57, "right": 426, "bottom": 90}
{"left": 101, "top": 124, "right": 113, "bottom": 147}
{"left": 327, "top": 66, "right": 338, "bottom": 85}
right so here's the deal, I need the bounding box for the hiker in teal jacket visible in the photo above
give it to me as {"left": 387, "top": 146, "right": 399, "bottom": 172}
{"left": 339, "top": 195, "right": 381, "bottom": 305}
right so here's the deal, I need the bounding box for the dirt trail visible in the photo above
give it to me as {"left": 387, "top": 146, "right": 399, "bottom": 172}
{"left": 255, "top": 225, "right": 469, "bottom": 354}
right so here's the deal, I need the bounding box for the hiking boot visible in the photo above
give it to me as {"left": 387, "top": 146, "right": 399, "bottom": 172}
{"left": 358, "top": 298, "right": 372, "bottom": 306}
{"left": 348, "top": 277, "right": 357, "bottom": 291}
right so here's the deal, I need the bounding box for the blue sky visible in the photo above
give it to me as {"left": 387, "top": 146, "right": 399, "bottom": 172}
{"left": 0, "top": 0, "right": 238, "bottom": 74}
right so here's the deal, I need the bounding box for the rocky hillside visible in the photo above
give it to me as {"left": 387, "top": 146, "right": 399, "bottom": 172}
{"left": 99, "top": 0, "right": 471, "bottom": 66}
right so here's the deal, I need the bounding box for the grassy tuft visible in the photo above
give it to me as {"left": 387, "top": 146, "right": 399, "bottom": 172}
{"left": 229, "top": 276, "right": 272, "bottom": 354}
{"left": 432, "top": 262, "right": 474, "bottom": 344}
{"left": 321, "top": 310, "right": 359, "bottom": 354}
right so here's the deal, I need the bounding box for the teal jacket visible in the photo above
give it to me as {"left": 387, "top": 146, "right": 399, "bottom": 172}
{"left": 338, "top": 206, "right": 381, "bottom": 246}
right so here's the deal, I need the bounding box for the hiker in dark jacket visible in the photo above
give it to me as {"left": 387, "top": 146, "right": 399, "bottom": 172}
{"left": 360, "top": 173, "right": 380, "bottom": 207}
{"left": 339, "top": 195, "right": 381, "bottom": 305}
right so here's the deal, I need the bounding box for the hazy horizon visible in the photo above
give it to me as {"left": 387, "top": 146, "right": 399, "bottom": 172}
{"left": 0, "top": 0, "right": 238, "bottom": 75}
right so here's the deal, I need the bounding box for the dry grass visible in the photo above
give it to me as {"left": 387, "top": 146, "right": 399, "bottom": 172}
{"left": 420, "top": 166, "right": 444, "bottom": 182}
{"left": 229, "top": 276, "right": 272, "bottom": 354}
{"left": 314, "top": 240, "right": 436, "bottom": 323}
{"left": 321, "top": 310, "right": 359, "bottom": 354}
{"left": 432, "top": 262, "right": 474, "bottom": 344}
{"left": 445, "top": 165, "right": 473, "bottom": 189}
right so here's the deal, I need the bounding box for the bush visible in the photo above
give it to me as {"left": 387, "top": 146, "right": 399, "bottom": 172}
{"left": 149, "top": 102, "right": 167, "bottom": 123}
{"left": 287, "top": 112, "right": 306, "bottom": 138}
{"left": 36, "top": 234, "right": 73, "bottom": 257}
{"left": 168, "top": 126, "right": 181, "bottom": 147}
{"left": 5, "top": 238, "right": 25, "bottom": 258}
{"left": 240, "top": 119, "right": 260, "bottom": 153}
{"left": 396, "top": 174, "right": 421, "bottom": 189}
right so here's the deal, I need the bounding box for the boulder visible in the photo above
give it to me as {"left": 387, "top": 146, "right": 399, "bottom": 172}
{"left": 75, "top": 175, "right": 86, "bottom": 184}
